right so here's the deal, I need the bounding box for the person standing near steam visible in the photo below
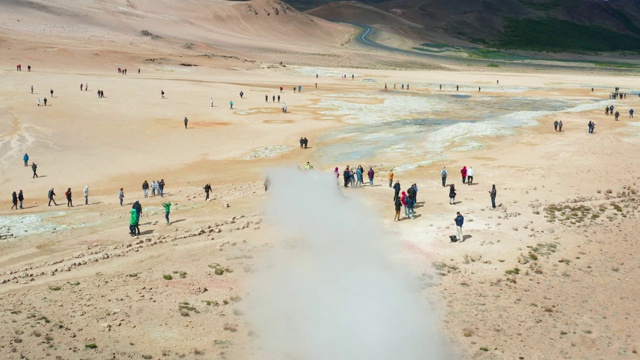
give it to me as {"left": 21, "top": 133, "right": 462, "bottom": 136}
{"left": 343, "top": 166, "right": 350, "bottom": 187}
{"left": 393, "top": 180, "right": 401, "bottom": 202}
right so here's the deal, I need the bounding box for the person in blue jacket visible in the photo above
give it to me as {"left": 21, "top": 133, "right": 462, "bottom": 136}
{"left": 455, "top": 212, "right": 464, "bottom": 242}
{"left": 23, "top": 153, "right": 29, "bottom": 167}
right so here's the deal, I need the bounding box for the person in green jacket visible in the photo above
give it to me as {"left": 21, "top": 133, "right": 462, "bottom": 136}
{"left": 129, "top": 208, "right": 138, "bottom": 236}
{"left": 163, "top": 201, "right": 171, "bottom": 224}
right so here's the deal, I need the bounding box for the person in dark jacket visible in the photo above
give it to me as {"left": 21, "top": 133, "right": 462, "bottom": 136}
{"left": 393, "top": 180, "right": 401, "bottom": 201}
{"left": 367, "top": 166, "right": 375, "bottom": 186}
{"left": 394, "top": 196, "right": 402, "bottom": 221}
{"left": 65, "top": 188, "right": 73, "bottom": 207}
{"left": 449, "top": 184, "right": 456, "bottom": 205}
{"left": 489, "top": 185, "right": 497, "bottom": 209}
{"left": 142, "top": 180, "right": 149, "bottom": 198}
{"left": 204, "top": 183, "right": 211, "bottom": 201}
{"left": 11, "top": 191, "right": 18, "bottom": 210}
{"left": 48, "top": 188, "right": 57, "bottom": 206}
{"left": 31, "top": 162, "right": 38, "bottom": 178}
{"left": 343, "top": 166, "right": 351, "bottom": 188}
{"left": 455, "top": 212, "right": 464, "bottom": 242}
{"left": 18, "top": 190, "right": 24, "bottom": 209}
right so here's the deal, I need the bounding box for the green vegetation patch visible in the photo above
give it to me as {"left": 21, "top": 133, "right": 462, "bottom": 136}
{"left": 496, "top": 18, "right": 640, "bottom": 52}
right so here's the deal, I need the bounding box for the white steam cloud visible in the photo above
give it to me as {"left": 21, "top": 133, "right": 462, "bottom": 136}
{"left": 245, "top": 168, "right": 455, "bottom": 360}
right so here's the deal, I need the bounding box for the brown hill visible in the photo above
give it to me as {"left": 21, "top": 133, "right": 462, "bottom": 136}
{"left": 0, "top": 0, "right": 349, "bottom": 53}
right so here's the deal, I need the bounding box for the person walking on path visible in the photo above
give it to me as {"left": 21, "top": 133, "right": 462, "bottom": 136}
{"left": 23, "top": 153, "right": 29, "bottom": 167}
{"left": 43, "top": 98, "right": 47, "bottom": 106}
{"left": 394, "top": 196, "right": 402, "bottom": 221}
{"left": 48, "top": 188, "right": 57, "bottom": 206}
{"left": 184, "top": 117, "right": 188, "bottom": 129}
{"left": 467, "top": 167, "right": 474, "bottom": 185}
{"left": 18, "top": 190, "right": 24, "bottom": 209}
{"left": 460, "top": 166, "right": 467, "bottom": 184}
{"left": 211, "top": 98, "right": 214, "bottom": 107}
{"left": 449, "top": 184, "right": 457, "bottom": 205}
{"left": 118, "top": 188, "right": 125, "bottom": 206}
{"left": 204, "top": 183, "right": 211, "bottom": 201}
{"left": 554, "top": 120, "right": 559, "bottom": 132}
{"left": 50, "top": 89, "right": 54, "bottom": 98}
{"left": 163, "top": 201, "right": 171, "bottom": 225}
{"left": 132, "top": 200, "right": 142, "bottom": 235}
{"left": 230, "top": 100, "right": 234, "bottom": 110}
{"left": 129, "top": 208, "right": 138, "bottom": 237}
{"left": 388, "top": 170, "right": 394, "bottom": 187}
{"left": 393, "top": 180, "right": 401, "bottom": 202}
{"left": 11, "top": 191, "right": 18, "bottom": 210}
{"left": 356, "top": 166, "right": 363, "bottom": 187}
{"left": 282, "top": 103, "right": 287, "bottom": 113}
{"left": 240, "top": 91, "right": 244, "bottom": 99}
{"left": 142, "top": 180, "right": 149, "bottom": 198}
{"left": 161, "top": 90, "right": 165, "bottom": 99}
{"left": 489, "top": 185, "right": 497, "bottom": 209}
{"left": 31, "top": 162, "right": 38, "bottom": 178}
{"left": 31, "top": 85, "right": 33, "bottom": 94}
{"left": 83, "top": 185, "right": 89, "bottom": 205}
{"left": 37, "top": 98, "right": 40, "bottom": 106}
{"left": 65, "top": 188, "right": 73, "bottom": 207}
{"left": 455, "top": 212, "right": 464, "bottom": 242}
{"left": 367, "top": 166, "right": 375, "bottom": 186}
{"left": 558, "top": 120, "right": 563, "bottom": 132}
{"left": 630, "top": 109, "right": 634, "bottom": 118}
{"left": 615, "top": 111, "right": 620, "bottom": 121}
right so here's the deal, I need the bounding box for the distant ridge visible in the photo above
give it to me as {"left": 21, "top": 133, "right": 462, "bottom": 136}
{"left": 305, "top": 0, "right": 640, "bottom": 52}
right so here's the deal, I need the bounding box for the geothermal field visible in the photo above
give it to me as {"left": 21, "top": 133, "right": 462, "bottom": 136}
{"left": 1, "top": 0, "right": 640, "bottom": 359}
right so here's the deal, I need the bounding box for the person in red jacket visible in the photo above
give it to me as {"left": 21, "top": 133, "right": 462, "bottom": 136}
{"left": 461, "top": 166, "right": 467, "bottom": 184}
{"left": 401, "top": 191, "right": 408, "bottom": 218}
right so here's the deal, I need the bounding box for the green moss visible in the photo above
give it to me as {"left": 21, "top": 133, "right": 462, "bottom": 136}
{"left": 496, "top": 18, "right": 640, "bottom": 52}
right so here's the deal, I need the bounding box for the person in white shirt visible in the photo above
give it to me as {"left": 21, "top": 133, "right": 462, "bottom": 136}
{"left": 83, "top": 185, "right": 89, "bottom": 205}
{"left": 467, "top": 167, "right": 474, "bottom": 185}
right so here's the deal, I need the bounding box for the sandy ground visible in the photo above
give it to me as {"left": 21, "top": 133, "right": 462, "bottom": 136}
{"left": 1, "top": 1, "right": 640, "bottom": 359}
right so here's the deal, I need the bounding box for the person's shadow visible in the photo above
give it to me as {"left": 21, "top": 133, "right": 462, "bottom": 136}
{"left": 462, "top": 235, "right": 472, "bottom": 241}
{"left": 171, "top": 219, "right": 186, "bottom": 224}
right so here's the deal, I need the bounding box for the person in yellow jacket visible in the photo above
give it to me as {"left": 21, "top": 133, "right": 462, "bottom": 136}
{"left": 388, "top": 170, "right": 394, "bottom": 188}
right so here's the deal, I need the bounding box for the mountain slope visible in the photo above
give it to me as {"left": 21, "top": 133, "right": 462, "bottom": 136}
{"left": 0, "top": 0, "right": 349, "bottom": 53}
{"left": 306, "top": 0, "right": 640, "bottom": 52}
